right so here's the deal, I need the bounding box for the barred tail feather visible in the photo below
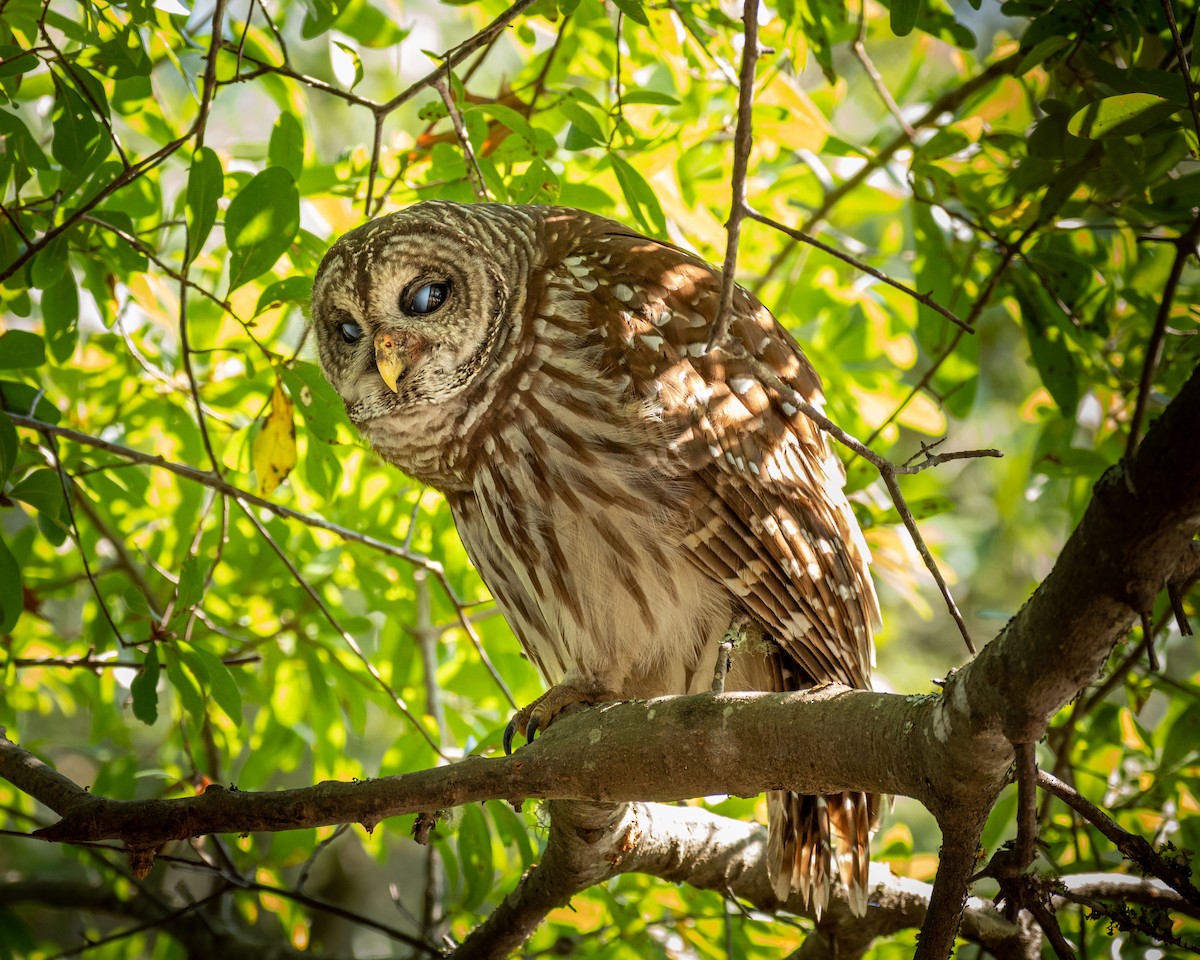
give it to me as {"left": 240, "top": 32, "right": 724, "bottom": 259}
{"left": 767, "top": 789, "right": 875, "bottom": 918}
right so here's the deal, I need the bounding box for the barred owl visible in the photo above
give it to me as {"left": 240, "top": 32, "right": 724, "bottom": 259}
{"left": 313, "top": 202, "right": 880, "bottom": 917}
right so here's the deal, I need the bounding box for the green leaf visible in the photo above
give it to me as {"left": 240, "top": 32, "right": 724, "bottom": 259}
{"left": 330, "top": 40, "right": 364, "bottom": 91}
{"left": 50, "top": 80, "right": 103, "bottom": 169}
{"left": 31, "top": 233, "right": 71, "bottom": 287}
{"left": 164, "top": 648, "right": 205, "bottom": 724}
{"left": 268, "top": 113, "right": 305, "bottom": 179}
{"left": 182, "top": 644, "right": 243, "bottom": 724}
{"left": 1015, "top": 279, "right": 1078, "bottom": 414}
{"left": 0, "top": 905, "right": 37, "bottom": 960}
{"left": 1161, "top": 701, "right": 1200, "bottom": 771}
{"left": 0, "top": 330, "right": 45, "bottom": 369}
{"left": 130, "top": 645, "right": 160, "bottom": 725}
{"left": 558, "top": 100, "right": 605, "bottom": 149}
{"left": 890, "top": 0, "right": 921, "bottom": 36}
{"left": 610, "top": 154, "right": 666, "bottom": 237}
{"left": 609, "top": 0, "right": 648, "bottom": 25}
{"left": 9, "top": 468, "right": 64, "bottom": 517}
{"left": 621, "top": 89, "right": 679, "bottom": 106}
{"left": 255, "top": 276, "right": 314, "bottom": 316}
{"left": 172, "top": 552, "right": 206, "bottom": 620}
{"left": 466, "top": 103, "right": 539, "bottom": 151}
{"left": 0, "top": 534, "right": 22, "bottom": 635}
{"left": 40, "top": 268, "right": 79, "bottom": 363}
{"left": 1017, "top": 36, "right": 1071, "bottom": 75}
{"left": 186, "top": 147, "right": 223, "bottom": 264}
{"left": 0, "top": 382, "right": 62, "bottom": 423}
{"left": 456, "top": 803, "right": 494, "bottom": 911}
{"left": 488, "top": 801, "right": 536, "bottom": 869}
{"left": 225, "top": 167, "right": 301, "bottom": 293}
{"left": 1067, "top": 94, "right": 1183, "bottom": 140}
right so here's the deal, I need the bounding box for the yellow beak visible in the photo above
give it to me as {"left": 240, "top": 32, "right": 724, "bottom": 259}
{"left": 374, "top": 331, "right": 405, "bottom": 394}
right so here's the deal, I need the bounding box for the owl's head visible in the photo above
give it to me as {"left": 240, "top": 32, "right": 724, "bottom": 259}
{"left": 312, "top": 202, "right": 527, "bottom": 432}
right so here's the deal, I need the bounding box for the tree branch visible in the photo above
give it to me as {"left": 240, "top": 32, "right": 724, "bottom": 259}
{"left": 4, "top": 359, "right": 1198, "bottom": 953}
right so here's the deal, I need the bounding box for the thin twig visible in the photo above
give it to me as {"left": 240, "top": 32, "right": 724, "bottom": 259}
{"left": 1013, "top": 742, "right": 1039, "bottom": 870}
{"left": 1159, "top": 0, "right": 1200, "bottom": 155}
{"left": 230, "top": 496, "right": 448, "bottom": 760}
{"left": 1125, "top": 214, "right": 1200, "bottom": 457}
{"left": 194, "top": 0, "right": 229, "bottom": 151}
{"left": 740, "top": 354, "right": 992, "bottom": 653}
{"left": 707, "top": 0, "right": 759, "bottom": 350}
{"left": 43, "top": 433, "right": 129, "bottom": 647}
{"left": 6, "top": 415, "right": 515, "bottom": 704}
{"left": 1038, "top": 770, "right": 1200, "bottom": 906}
{"left": 853, "top": 6, "right": 915, "bottom": 140}
{"left": 746, "top": 209, "right": 973, "bottom": 333}
{"left": 1140, "top": 611, "right": 1160, "bottom": 673}
{"left": 434, "top": 72, "right": 488, "bottom": 200}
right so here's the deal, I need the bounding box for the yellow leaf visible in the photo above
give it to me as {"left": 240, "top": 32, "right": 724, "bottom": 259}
{"left": 253, "top": 377, "right": 297, "bottom": 497}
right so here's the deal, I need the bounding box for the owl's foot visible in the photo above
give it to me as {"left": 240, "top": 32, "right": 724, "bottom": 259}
{"left": 502, "top": 682, "right": 615, "bottom": 754}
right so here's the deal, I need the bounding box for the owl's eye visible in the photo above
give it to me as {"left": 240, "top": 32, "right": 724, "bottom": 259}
{"left": 339, "top": 320, "right": 363, "bottom": 344}
{"left": 406, "top": 281, "right": 450, "bottom": 315}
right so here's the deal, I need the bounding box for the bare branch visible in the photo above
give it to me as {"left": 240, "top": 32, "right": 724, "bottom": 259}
{"left": 1038, "top": 771, "right": 1200, "bottom": 907}
{"left": 434, "top": 73, "right": 488, "bottom": 200}
{"left": 707, "top": 0, "right": 759, "bottom": 349}
{"left": 1125, "top": 214, "right": 1200, "bottom": 457}
{"left": 746, "top": 208, "right": 973, "bottom": 333}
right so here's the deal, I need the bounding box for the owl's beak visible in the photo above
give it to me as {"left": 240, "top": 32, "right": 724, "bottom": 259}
{"left": 374, "top": 330, "right": 404, "bottom": 393}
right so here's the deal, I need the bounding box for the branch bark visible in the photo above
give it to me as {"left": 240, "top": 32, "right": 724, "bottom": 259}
{"left": 4, "top": 361, "right": 1199, "bottom": 956}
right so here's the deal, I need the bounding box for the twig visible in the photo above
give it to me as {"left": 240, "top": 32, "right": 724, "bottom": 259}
{"left": 754, "top": 52, "right": 1023, "bottom": 292}
{"left": 746, "top": 208, "right": 973, "bottom": 333}
{"left": 707, "top": 0, "right": 759, "bottom": 350}
{"left": 853, "top": 7, "right": 915, "bottom": 140}
{"left": 434, "top": 72, "right": 488, "bottom": 200}
{"left": 364, "top": 112, "right": 385, "bottom": 216}
{"left": 42, "top": 433, "right": 129, "bottom": 647}
{"left": 7, "top": 413, "right": 520, "bottom": 709}
{"left": 194, "top": 0, "right": 229, "bottom": 151}
{"left": 1038, "top": 770, "right": 1200, "bottom": 906}
{"left": 1140, "top": 611, "right": 1160, "bottom": 672}
{"left": 1012, "top": 742, "right": 1039, "bottom": 870}
{"left": 1026, "top": 897, "right": 1078, "bottom": 960}
{"left": 1125, "top": 214, "right": 1200, "bottom": 457}
{"left": 70, "top": 485, "right": 163, "bottom": 619}
{"left": 411, "top": 570, "right": 448, "bottom": 751}
{"left": 740, "top": 354, "right": 994, "bottom": 653}
{"left": 230, "top": 496, "right": 448, "bottom": 760}
{"left": 1159, "top": 0, "right": 1200, "bottom": 156}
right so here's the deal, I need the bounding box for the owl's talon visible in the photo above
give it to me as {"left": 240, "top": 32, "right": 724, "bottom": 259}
{"left": 526, "top": 716, "right": 541, "bottom": 742}
{"left": 502, "top": 716, "right": 519, "bottom": 755}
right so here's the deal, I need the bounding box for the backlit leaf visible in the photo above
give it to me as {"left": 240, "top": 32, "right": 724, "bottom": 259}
{"left": 225, "top": 167, "right": 300, "bottom": 293}
{"left": 253, "top": 375, "right": 298, "bottom": 496}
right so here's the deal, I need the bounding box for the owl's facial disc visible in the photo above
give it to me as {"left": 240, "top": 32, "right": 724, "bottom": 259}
{"left": 312, "top": 208, "right": 509, "bottom": 429}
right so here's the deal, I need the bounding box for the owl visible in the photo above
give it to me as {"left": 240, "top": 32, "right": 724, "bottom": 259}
{"left": 313, "top": 201, "right": 880, "bottom": 917}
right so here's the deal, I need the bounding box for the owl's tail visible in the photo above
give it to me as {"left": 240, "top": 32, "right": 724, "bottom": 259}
{"left": 766, "top": 789, "right": 876, "bottom": 918}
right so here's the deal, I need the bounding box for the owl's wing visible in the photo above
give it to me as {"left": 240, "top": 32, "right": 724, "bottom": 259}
{"left": 568, "top": 227, "right": 879, "bottom": 689}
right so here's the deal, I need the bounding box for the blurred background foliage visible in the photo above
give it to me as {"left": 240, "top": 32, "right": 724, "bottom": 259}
{"left": 0, "top": 0, "right": 1198, "bottom": 956}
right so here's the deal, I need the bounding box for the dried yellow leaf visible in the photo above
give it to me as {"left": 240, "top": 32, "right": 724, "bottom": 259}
{"left": 253, "top": 376, "right": 297, "bottom": 497}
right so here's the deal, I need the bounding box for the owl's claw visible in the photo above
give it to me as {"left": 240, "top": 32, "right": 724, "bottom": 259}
{"left": 501, "top": 681, "right": 616, "bottom": 753}
{"left": 502, "top": 716, "right": 519, "bottom": 756}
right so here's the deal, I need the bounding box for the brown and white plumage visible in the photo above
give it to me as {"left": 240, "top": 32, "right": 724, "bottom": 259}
{"left": 313, "top": 201, "right": 880, "bottom": 916}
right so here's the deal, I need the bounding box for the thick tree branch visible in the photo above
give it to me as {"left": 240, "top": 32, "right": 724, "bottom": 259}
{"left": 452, "top": 801, "right": 1038, "bottom": 960}
{"left": 4, "top": 363, "right": 1199, "bottom": 954}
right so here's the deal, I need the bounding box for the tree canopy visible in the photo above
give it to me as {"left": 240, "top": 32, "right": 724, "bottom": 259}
{"left": 1, "top": 0, "right": 1198, "bottom": 957}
